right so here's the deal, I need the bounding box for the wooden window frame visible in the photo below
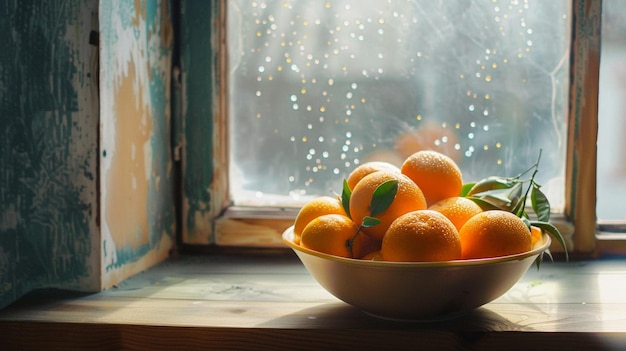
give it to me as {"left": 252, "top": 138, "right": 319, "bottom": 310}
{"left": 179, "top": 0, "right": 626, "bottom": 258}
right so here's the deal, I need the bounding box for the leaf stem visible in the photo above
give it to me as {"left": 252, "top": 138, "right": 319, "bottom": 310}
{"left": 346, "top": 226, "right": 363, "bottom": 259}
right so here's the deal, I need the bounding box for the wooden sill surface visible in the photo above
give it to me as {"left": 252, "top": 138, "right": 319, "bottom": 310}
{"left": 1, "top": 253, "right": 626, "bottom": 350}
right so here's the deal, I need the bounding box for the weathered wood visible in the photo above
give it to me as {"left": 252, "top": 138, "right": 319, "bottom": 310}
{"left": 0, "top": 0, "right": 101, "bottom": 310}
{"left": 566, "top": 0, "right": 601, "bottom": 254}
{"left": 215, "top": 218, "right": 294, "bottom": 247}
{"left": 98, "top": 0, "right": 176, "bottom": 289}
{"left": 180, "top": 0, "right": 230, "bottom": 245}
{"left": 1, "top": 255, "right": 625, "bottom": 349}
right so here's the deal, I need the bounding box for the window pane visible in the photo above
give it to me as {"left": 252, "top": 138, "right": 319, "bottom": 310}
{"left": 228, "top": 0, "right": 570, "bottom": 209}
{"left": 598, "top": 0, "right": 626, "bottom": 222}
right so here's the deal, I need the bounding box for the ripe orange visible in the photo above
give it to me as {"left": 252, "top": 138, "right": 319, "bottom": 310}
{"left": 349, "top": 171, "right": 427, "bottom": 241}
{"left": 293, "top": 196, "right": 347, "bottom": 245}
{"left": 360, "top": 250, "right": 384, "bottom": 261}
{"left": 530, "top": 225, "right": 543, "bottom": 249}
{"left": 459, "top": 210, "right": 532, "bottom": 259}
{"left": 381, "top": 210, "right": 461, "bottom": 262}
{"left": 346, "top": 161, "right": 400, "bottom": 190}
{"left": 300, "top": 214, "right": 366, "bottom": 258}
{"left": 400, "top": 150, "right": 463, "bottom": 206}
{"left": 428, "top": 196, "right": 483, "bottom": 232}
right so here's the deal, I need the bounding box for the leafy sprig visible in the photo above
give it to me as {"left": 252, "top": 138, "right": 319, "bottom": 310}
{"left": 462, "top": 150, "right": 569, "bottom": 267}
{"left": 342, "top": 179, "right": 398, "bottom": 258}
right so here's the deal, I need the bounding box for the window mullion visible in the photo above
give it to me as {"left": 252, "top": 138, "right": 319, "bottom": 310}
{"left": 566, "top": 0, "right": 601, "bottom": 255}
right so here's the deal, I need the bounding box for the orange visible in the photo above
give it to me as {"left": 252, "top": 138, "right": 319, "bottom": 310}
{"left": 428, "top": 196, "right": 483, "bottom": 232}
{"left": 381, "top": 210, "right": 461, "bottom": 262}
{"left": 346, "top": 161, "right": 400, "bottom": 190}
{"left": 360, "top": 250, "right": 384, "bottom": 261}
{"left": 300, "top": 214, "right": 367, "bottom": 258}
{"left": 459, "top": 210, "right": 532, "bottom": 259}
{"left": 349, "top": 171, "right": 427, "bottom": 241}
{"left": 293, "top": 196, "right": 347, "bottom": 245}
{"left": 401, "top": 150, "right": 463, "bottom": 206}
{"left": 530, "top": 225, "right": 543, "bottom": 249}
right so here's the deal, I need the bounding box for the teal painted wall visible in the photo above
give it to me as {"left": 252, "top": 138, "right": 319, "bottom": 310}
{"left": 0, "top": 0, "right": 177, "bottom": 309}
{"left": 180, "top": 0, "right": 222, "bottom": 244}
{"left": 0, "top": 0, "right": 101, "bottom": 309}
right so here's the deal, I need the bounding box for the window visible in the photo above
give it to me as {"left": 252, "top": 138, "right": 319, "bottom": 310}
{"left": 228, "top": 0, "right": 569, "bottom": 210}
{"left": 597, "top": 0, "right": 626, "bottom": 226}
{"left": 184, "top": 0, "right": 624, "bottom": 255}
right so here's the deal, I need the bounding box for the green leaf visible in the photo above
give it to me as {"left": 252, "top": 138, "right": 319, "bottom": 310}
{"left": 530, "top": 221, "right": 568, "bottom": 261}
{"left": 534, "top": 255, "right": 542, "bottom": 270}
{"left": 341, "top": 179, "right": 352, "bottom": 218}
{"left": 369, "top": 179, "right": 398, "bottom": 217}
{"left": 461, "top": 182, "right": 476, "bottom": 197}
{"left": 531, "top": 185, "right": 551, "bottom": 222}
{"left": 533, "top": 249, "right": 553, "bottom": 270}
{"left": 505, "top": 182, "right": 523, "bottom": 207}
{"left": 466, "top": 196, "right": 508, "bottom": 211}
{"left": 470, "top": 192, "right": 521, "bottom": 212}
{"left": 466, "top": 176, "right": 517, "bottom": 196}
{"left": 521, "top": 216, "right": 531, "bottom": 228}
{"left": 361, "top": 216, "right": 381, "bottom": 227}
{"left": 511, "top": 196, "right": 528, "bottom": 218}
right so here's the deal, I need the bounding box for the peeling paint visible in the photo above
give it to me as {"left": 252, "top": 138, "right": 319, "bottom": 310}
{"left": 0, "top": 0, "right": 100, "bottom": 309}
{"left": 1, "top": 0, "right": 177, "bottom": 309}
{"left": 99, "top": 0, "right": 175, "bottom": 284}
{"left": 180, "top": 0, "right": 218, "bottom": 243}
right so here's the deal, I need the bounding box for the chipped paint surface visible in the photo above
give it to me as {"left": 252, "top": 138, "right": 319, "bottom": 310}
{"left": 100, "top": 0, "right": 175, "bottom": 286}
{"left": 0, "top": 0, "right": 176, "bottom": 309}
{"left": 180, "top": 0, "right": 223, "bottom": 244}
{"left": 0, "top": 0, "right": 100, "bottom": 309}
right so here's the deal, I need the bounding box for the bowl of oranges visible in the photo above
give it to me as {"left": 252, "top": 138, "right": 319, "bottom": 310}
{"left": 283, "top": 150, "right": 564, "bottom": 321}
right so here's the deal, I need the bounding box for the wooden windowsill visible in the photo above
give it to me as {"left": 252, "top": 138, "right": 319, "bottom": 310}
{"left": 1, "top": 253, "right": 626, "bottom": 350}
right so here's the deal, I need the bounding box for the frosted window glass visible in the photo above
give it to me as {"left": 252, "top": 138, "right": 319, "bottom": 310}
{"left": 228, "top": 0, "right": 570, "bottom": 208}
{"left": 598, "top": 0, "right": 626, "bottom": 221}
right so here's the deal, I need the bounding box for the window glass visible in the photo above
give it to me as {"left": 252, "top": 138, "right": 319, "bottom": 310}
{"left": 228, "top": 0, "right": 571, "bottom": 209}
{"left": 598, "top": 0, "right": 626, "bottom": 222}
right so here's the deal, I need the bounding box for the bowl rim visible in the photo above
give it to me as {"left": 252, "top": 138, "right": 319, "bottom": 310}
{"left": 282, "top": 225, "right": 551, "bottom": 268}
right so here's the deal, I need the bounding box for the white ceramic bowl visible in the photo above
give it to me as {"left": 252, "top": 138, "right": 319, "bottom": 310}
{"left": 283, "top": 226, "right": 551, "bottom": 322}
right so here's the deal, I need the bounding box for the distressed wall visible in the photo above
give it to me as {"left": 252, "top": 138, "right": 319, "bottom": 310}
{"left": 0, "top": 0, "right": 176, "bottom": 309}
{"left": 99, "top": 0, "right": 176, "bottom": 287}
{"left": 0, "top": 0, "right": 101, "bottom": 308}
{"left": 181, "top": 0, "right": 225, "bottom": 244}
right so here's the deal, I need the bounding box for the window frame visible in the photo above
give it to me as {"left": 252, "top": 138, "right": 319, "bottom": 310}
{"left": 180, "top": 0, "right": 625, "bottom": 258}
